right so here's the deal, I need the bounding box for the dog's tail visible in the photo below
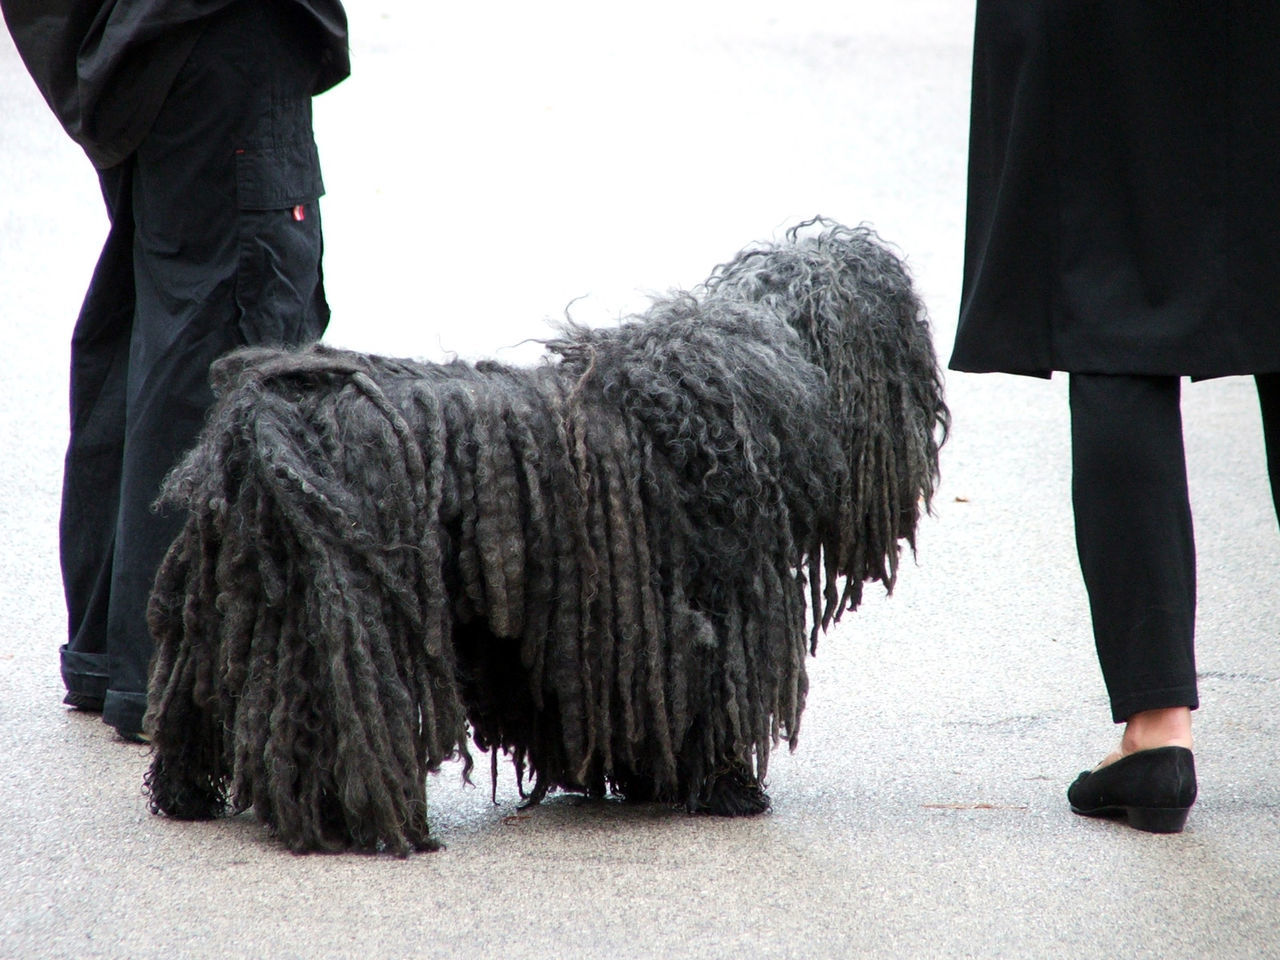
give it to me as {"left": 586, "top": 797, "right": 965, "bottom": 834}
{"left": 707, "top": 219, "right": 949, "bottom": 636}
{"left": 143, "top": 346, "right": 467, "bottom": 854}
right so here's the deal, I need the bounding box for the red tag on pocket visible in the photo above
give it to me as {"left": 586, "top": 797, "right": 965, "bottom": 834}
{"left": 292, "top": 204, "right": 306, "bottom": 222}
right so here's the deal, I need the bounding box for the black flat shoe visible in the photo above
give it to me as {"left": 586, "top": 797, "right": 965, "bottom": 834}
{"left": 1067, "top": 746, "right": 1196, "bottom": 834}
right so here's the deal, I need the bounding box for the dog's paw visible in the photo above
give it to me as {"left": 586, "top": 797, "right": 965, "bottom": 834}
{"left": 692, "top": 764, "right": 771, "bottom": 817}
{"left": 144, "top": 758, "right": 226, "bottom": 821}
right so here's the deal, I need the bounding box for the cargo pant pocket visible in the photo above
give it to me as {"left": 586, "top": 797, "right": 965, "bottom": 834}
{"left": 234, "top": 136, "right": 330, "bottom": 347}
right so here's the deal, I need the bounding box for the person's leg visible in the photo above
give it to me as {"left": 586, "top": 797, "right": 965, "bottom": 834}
{"left": 1258, "top": 372, "right": 1280, "bottom": 524}
{"left": 59, "top": 164, "right": 136, "bottom": 712}
{"left": 1068, "top": 373, "right": 1197, "bottom": 755}
{"left": 100, "top": 1, "right": 332, "bottom": 738}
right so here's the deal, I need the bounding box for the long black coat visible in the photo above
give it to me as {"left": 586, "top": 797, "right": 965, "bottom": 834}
{"left": 951, "top": 1, "right": 1280, "bottom": 378}
{"left": 0, "top": 0, "right": 348, "bottom": 169}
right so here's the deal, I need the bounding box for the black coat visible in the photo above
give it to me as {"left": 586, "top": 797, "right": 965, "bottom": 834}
{"left": 951, "top": 1, "right": 1280, "bottom": 378}
{"left": 0, "top": 0, "right": 348, "bottom": 169}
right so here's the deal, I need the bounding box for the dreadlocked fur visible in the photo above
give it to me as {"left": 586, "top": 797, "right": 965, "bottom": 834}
{"left": 143, "top": 219, "right": 948, "bottom": 855}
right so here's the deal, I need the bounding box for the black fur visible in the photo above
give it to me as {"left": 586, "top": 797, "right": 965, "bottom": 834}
{"left": 143, "top": 219, "right": 948, "bottom": 854}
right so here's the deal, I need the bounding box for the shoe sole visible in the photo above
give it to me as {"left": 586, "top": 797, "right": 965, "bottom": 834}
{"left": 1069, "top": 803, "right": 1191, "bottom": 834}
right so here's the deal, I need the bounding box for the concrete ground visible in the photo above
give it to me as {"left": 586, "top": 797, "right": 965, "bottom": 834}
{"left": 3, "top": 3, "right": 1278, "bottom": 957}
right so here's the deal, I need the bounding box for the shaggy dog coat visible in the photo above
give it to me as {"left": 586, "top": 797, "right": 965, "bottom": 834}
{"left": 143, "top": 220, "right": 948, "bottom": 854}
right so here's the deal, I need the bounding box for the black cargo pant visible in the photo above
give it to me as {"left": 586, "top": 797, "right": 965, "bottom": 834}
{"left": 1069, "top": 372, "right": 1280, "bottom": 724}
{"left": 59, "top": 1, "right": 331, "bottom": 737}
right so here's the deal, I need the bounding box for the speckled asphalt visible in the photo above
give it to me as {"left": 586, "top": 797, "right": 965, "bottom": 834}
{"left": 3, "top": 4, "right": 1278, "bottom": 958}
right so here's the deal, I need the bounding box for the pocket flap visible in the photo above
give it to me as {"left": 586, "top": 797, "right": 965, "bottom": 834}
{"left": 236, "top": 140, "right": 325, "bottom": 210}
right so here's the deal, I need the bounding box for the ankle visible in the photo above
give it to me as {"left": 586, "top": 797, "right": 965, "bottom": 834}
{"left": 1119, "top": 707, "right": 1193, "bottom": 756}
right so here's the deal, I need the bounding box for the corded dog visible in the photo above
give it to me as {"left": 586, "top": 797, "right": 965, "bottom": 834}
{"left": 143, "top": 219, "right": 948, "bottom": 854}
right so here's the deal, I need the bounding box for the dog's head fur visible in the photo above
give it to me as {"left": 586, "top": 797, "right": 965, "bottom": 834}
{"left": 707, "top": 218, "right": 948, "bottom": 623}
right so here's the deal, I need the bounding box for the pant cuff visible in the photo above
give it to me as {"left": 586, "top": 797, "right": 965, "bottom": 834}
{"left": 1110, "top": 684, "right": 1199, "bottom": 724}
{"left": 60, "top": 644, "right": 109, "bottom": 709}
{"left": 103, "top": 691, "right": 148, "bottom": 738}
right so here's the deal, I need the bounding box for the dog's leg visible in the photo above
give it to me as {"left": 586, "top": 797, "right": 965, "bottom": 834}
{"left": 143, "top": 527, "right": 229, "bottom": 821}
{"left": 144, "top": 658, "right": 228, "bottom": 822}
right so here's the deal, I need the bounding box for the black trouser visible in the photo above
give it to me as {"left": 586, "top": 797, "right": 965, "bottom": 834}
{"left": 1069, "top": 372, "right": 1280, "bottom": 724}
{"left": 59, "top": 1, "right": 331, "bottom": 736}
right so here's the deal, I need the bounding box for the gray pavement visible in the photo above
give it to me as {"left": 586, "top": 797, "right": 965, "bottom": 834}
{"left": 3, "top": 3, "right": 1279, "bottom": 958}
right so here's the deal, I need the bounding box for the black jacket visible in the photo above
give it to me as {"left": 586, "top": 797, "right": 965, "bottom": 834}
{"left": 951, "top": 0, "right": 1280, "bottom": 378}
{"left": 1, "top": 0, "right": 348, "bottom": 169}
